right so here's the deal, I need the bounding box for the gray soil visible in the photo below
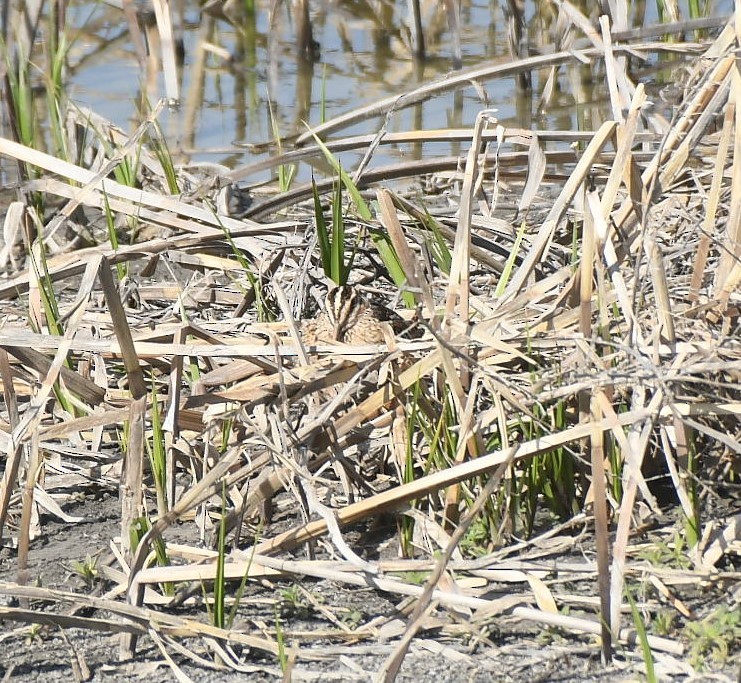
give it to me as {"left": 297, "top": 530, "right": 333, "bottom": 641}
{"left": 1, "top": 490, "right": 739, "bottom": 683}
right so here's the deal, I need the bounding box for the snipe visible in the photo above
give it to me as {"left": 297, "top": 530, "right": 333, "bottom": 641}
{"left": 302, "top": 285, "right": 402, "bottom": 345}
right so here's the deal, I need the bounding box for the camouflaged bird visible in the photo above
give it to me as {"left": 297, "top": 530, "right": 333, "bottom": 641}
{"left": 301, "top": 285, "right": 408, "bottom": 345}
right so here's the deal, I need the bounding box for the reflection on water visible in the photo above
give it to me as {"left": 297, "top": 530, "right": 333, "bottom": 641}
{"left": 21, "top": 0, "right": 737, "bottom": 182}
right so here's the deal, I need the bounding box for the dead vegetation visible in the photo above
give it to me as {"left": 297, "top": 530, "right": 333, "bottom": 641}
{"left": 0, "top": 2, "right": 739, "bottom": 682}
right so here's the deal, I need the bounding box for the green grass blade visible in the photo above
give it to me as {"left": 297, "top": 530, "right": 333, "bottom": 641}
{"left": 369, "top": 228, "right": 415, "bottom": 307}
{"left": 626, "top": 586, "right": 656, "bottom": 683}
{"left": 305, "top": 126, "right": 371, "bottom": 220}
{"left": 495, "top": 220, "right": 526, "bottom": 296}
{"left": 312, "top": 177, "right": 332, "bottom": 275}
{"left": 148, "top": 382, "right": 167, "bottom": 515}
{"left": 213, "top": 482, "right": 227, "bottom": 630}
{"left": 331, "top": 174, "right": 345, "bottom": 284}
{"left": 427, "top": 215, "right": 452, "bottom": 275}
{"left": 150, "top": 121, "right": 180, "bottom": 194}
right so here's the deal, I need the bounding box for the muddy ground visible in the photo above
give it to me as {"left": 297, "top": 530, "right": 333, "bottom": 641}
{"left": 0, "top": 488, "right": 738, "bottom": 683}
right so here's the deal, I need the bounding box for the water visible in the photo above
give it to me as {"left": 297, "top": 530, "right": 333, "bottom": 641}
{"left": 28, "top": 0, "right": 739, "bottom": 185}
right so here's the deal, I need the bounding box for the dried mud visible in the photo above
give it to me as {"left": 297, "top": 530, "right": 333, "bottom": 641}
{"left": 1, "top": 489, "right": 738, "bottom": 682}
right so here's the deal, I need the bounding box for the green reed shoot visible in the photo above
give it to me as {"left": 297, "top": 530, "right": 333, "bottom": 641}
{"left": 655, "top": 0, "right": 671, "bottom": 23}
{"left": 307, "top": 125, "right": 412, "bottom": 302}
{"left": 460, "top": 508, "right": 496, "bottom": 556}
{"left": 368, "top": 227, "right": 416, "bottom": 307}
{"left": 210, "top": 485, "right": 258, "bottom": 632}
{"left": 413, "top": 385, "right": 459, "bottom": 472}
{"left": 90, "top": 125, "right": 142, "bottom": 240}
{"left": 275, "top": 607, "right": 287, "bottom": 671}
{"left": 306, "top": 128, "right": 370, "bottom": 219}
{"left": 226, "top": 527, "right": 260, "bottom": 629}
{"left": 212, "top": 482, "right": 228, "bottom": 630}
{"left": 218, "top": 222, "right": 274, "bottom": 321}
{"left": 391, "top": 198, "right": 451, "bottom": 276}
{"left": 626, "top": 586, "right": 657, "bottom": 683}
{"left": 683, "top": 503, "right": 700, "bottom": 550}
{"left": 269, "top": 102, "right": 296, "bottom": 192}
{"left": 146, "top": 382, "right": 168, "bottom": 515}
{"left": 130, "top": 516, "right": 173, "bottom": 596}
{"left": 607, "top": 433, "right": 624, "bottom": 503}
{"left": 220, "top": 415, "right": 234, "bottom": 453}
{"left": 403, "top": 379, "right": 506, "bottom": 554}
{"left": 277, "top": 157, "right": 297, "bottom": 194}
{"left": 112, "top": 148, "right": 139, "bottom": 189}
{"left": 88, "top": 118, "right": 141, "bottom": 191}
{"left": 44, "top": 32, "right": 71, "bottom": 161}
{"left": 399, "top": 379, "right": 447, "bottom": 555}
{"left": 399, "top": 381, "right": 424, "bottom": 557}
{"left": 514, "top": 396, "right": 579, "bottom": 537}
{"left": 4, "top": 42, "right": 38, "bottom": 151}
{"left": 424, "top": 214, "right": 452, "bottom": 275}
{"left": 101, "top": 190, "right": 128, "bottom": 280}
{"left": 495, "top": 220, "right": 526, "bottom": 296}
{"left": 148, "top": 121, "right": 180, "bottom": 194}
{"left": 3, "top": 40, "right": 46, "bottom": 214}
{"left": 245, "top": 267, "right": 274, "bottom": 322}
{"left": 681, "top": 427, "right": 700, "bottom": 547}
{"left": 30, "top": 244, "right": 63, "bottom": 338}
{"left": 312, "top": 175, "right": 355, "bottom": 285}
{"left": 70, "top": 553, "right": 99, "bottom": 589}
{"left": 28, "top": 244, "right": 78, "bottom": 416}
{"left": 570, "top": 218, "right": 581, "bottom": 270}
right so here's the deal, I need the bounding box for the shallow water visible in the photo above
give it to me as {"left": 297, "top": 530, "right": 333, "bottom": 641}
{"left": 21, "top": 0, "right": 739, "bottom": 184}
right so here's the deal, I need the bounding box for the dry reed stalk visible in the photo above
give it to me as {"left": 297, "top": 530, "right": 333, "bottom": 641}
{"left": 607, "top": 387, "right": 664, "bottom": 638}
{"left": 2, "top": 346, "right": 105, "bottom": 404}
{"left": 589, "top": 392, "right": 612, "bottom": 663}
{"left": 499, "top": 120, "right": 617, "bottom": 302}
{"left": 235, "top": 127, "right": 661, "bottom": 180}
{"left": 434, "top": 113, "right": 499, "bottom": 526}
{"left": 600, "top": 15, "right": 630, "bottom": 122}
{"left": 445, "top": 111, "right": 493, "bottom": 323}
{"left": 0, "top": 581, "right": 282, "bottom": 656}
{"left": 442, "top": 371, "right": 482, "bottom": 523}
{"left": 120, "top": 3, "right": 147, "bottom": 68}
{"left": 129, "top": 552, "right": 685, "bottom": 655}
{"left": 251, "top": 155, "right": 589, "bottom": 225}
{"left": 0, "top": 349, "right": 20, "bottom": 542}
{"left": 151, "top": 0, "right": 179, "bottom": 103}
{"left": 379, "top": 470, "right": 506, "bottom": 682}
{"left": 0, "top": 8, "right": 736, "bottom": 676}
{"left": 714, "top": 64, "right": 741, "bottom": 301}
{"left": 0, "top": 136, "right": 295, "bottom": 250}
{"left": 611, "top": 42, "right": 735, "bottom": 245}
{"left": 518, "top": 131, "right": 545, "bottom": 214}
{"left": 16, "top": 423, "right": 40, "bottom": 600}
{"left": 2, "top": 250, "right": 100, "bottom": 580}
{"left": 252, "top": 407, "right": 655, "bottom": 555}
{"left": 294, "top": 42, "right": 710, "bottom": 145}
{"left": 164, "top": 325, "right": 187, "bottom": 510}
{"left": 375, "top": 189, "right": 423, "bottom": 303}
{"left": 97, "top": 257, "right": 148, "bottom": 561}
{"left": 222, "top": 349, "right": 445, "bottom": 527}
{"left": 603, "top": 84, "right": 646, "bottom": 214}
{"left": 690, "top": 101, "right": 734, "bottom": 301}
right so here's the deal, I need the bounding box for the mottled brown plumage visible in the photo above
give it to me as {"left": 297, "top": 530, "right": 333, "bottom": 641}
{"left": 302, "top": 285, "right": 396, "bottom": 345}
